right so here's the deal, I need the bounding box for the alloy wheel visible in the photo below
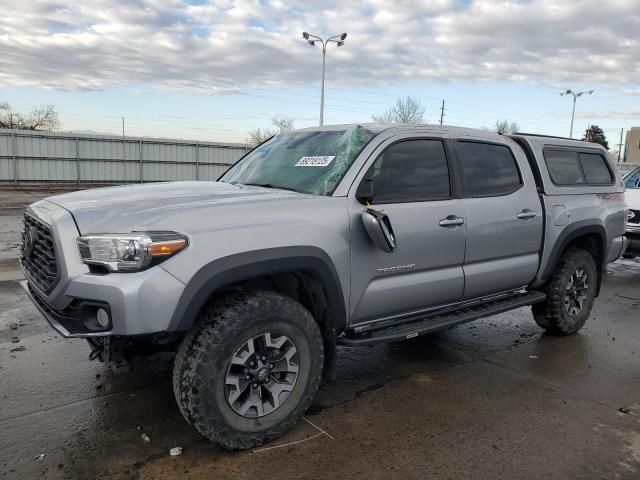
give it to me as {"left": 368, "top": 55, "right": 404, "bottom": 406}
{"left": 224, "top": 331, "right": 300, "bottom": 418}
{"left": 563, "top": 269, "right": 588, "bottom": 317}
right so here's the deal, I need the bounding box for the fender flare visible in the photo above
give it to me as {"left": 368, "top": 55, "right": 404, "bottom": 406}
{"left": 167, "top": 246, "right": 347, "bottom": 334}
{"left": 537, "top": 221, "right": 607, "bottom": 292}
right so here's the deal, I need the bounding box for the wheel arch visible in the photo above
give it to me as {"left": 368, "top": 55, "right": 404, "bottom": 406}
{"left": 169, "top": 247, "right": 346, "bottom": 331}
{"left": 538, "top": 221, "right": 607, "bottom": 295}
{"left": 167, "top": 247, "right": 346, "bottom": 378}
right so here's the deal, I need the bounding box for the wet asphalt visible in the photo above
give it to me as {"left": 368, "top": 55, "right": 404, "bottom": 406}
{"left": 1, "top": 190, "right": 639, "bottom": 479}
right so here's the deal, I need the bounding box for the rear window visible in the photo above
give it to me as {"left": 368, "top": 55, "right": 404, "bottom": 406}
{"left": 544, "top": 150, "right": 584, "bottom": 185}
{"left": 544, "top": 149, "right": 612, "bottom": 186}
{"left": 579, "top": 153, "right": 613, "bottom": 184}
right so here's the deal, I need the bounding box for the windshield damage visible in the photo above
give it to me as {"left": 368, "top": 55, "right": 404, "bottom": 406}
{"left": 221, "top": 126, "right": 376, "bottom": 196}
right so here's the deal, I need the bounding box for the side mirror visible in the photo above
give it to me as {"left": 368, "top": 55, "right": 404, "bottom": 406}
{"left": 361, "top": 208, "right": 397, "bottom": 253}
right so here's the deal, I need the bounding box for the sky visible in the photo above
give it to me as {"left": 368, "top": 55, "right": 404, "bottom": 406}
{"left": 0, "top": 0, "right": 638, "bottom": 149}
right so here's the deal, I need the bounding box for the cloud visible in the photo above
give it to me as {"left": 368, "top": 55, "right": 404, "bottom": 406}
{"left": 574, "top": 110, "right": 640, "bottom": 119}
{"left": 0, "top": 0, "right": 638, "bottom": 93}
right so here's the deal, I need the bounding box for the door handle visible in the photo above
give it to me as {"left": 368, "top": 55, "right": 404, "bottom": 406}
{"left": 517, "top": 209, "right": 537, "bottom": 220}
{"left": 439, "top": 215, "right": 465, "bottom": 227}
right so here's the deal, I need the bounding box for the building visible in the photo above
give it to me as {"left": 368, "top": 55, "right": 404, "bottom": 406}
{"left": 624, "top": 127, "right": 640, "bottom": 163}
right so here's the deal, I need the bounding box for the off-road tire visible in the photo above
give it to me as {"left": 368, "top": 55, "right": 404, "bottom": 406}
{"left": 172, "top": 289, "right": 324, "bottom": 450}
{"left": 532, "top": 247, "right": 597, "bottom": 335}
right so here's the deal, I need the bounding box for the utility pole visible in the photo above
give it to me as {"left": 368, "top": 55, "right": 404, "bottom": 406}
{"left": 122, "top": 117, "right": 126, "bottom": 163}
{"left": 559, "top": 89, "right": 593, "bottom": 138}
{"left": 439, "top": 100, "right": 445, "bottom": 125}
{"left": 302, "top": 32, "right": 348, "bottom": 126}
{"left": 617, "top": 128, "right": 624, "bottom": 162}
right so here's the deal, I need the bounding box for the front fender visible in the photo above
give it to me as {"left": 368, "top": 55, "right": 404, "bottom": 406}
{"left": 166, "top": 246, "right": 347, "bottom": 333}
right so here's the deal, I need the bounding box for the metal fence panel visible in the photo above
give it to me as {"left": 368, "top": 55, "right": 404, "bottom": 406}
{"left": 18, "top": 159, "right": 77, "bottom": 181}
{"left": 142, "top": 162, "right": 197, "bottom": 181}
{"left": 0, "top": 128, "right": 248, "bottom": 184}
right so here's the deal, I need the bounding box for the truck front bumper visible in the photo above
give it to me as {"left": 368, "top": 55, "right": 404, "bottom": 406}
{"left": 21, "top": 264, "right": 186, "bottom": 338}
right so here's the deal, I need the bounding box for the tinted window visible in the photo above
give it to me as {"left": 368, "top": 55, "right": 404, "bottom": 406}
{"left": 544, "top": 149, "right": 585, "bottom": 185}
{"left": 626, "top": 168, "right": 640, "bottom": 189}
{"left": 579, "top": 153, "right": 613, "bottom": 184}
{"left": 458, "top": 142, "right": 522, "bottom": 197}
{"left": 362, "top": 140, "right": 450, "bottom": 204}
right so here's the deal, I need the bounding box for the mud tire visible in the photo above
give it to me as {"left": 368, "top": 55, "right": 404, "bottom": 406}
{"left": 532, "top": 247, "right": 597, "bottom": 335}
{"left": 173, "top": 289, "right": 324, "bottom": 450}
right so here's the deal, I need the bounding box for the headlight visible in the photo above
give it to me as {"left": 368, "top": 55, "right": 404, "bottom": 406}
{"left": 77, "top": 232, "right": 187, "bottom": 272}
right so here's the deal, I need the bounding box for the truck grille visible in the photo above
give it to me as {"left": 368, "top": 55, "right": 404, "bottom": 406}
{"left": 628, "top": 209, "right": 640, "bottom": 225}
{"left": 20, "top": 214, "right": 59, "bottom": 293}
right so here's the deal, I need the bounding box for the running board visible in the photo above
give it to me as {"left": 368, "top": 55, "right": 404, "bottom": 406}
{"left": 338, "top": 291, "right": 546, "bottom": 346}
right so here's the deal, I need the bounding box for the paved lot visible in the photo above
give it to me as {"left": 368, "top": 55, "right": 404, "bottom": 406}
{"left": 0, "top": 188, "right": 89, "bottom": 263}
{"left": 1, "top": 189, "right": 639, "bottom": 479}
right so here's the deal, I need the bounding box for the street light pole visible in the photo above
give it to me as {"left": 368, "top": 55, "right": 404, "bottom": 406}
{"left": 302, "top": 32, "right": 347, "bottom": 126}
{"left": 560, "top": 89, "right": 593, "bottom": 138}
{"left": 320, "top": 42, "right": 326, "bottom": 126}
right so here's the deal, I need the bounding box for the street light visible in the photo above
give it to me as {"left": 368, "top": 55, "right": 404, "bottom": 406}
{"left": 302, "top": 31, "right": 347, "bottom": 126}
{"left": 560, "top": 89, "right": 594, "bottom": 138}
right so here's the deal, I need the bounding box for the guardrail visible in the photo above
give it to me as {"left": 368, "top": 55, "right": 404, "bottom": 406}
{"left": 0, "top": 129, "right": 250, "bottom": 184}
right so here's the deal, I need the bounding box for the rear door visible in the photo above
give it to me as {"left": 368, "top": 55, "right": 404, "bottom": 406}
{"left": 349, "top": 137, "right": 467, "bottom": 326}
{"left": 456, "top": 140, "right": 543, "bottom": 299}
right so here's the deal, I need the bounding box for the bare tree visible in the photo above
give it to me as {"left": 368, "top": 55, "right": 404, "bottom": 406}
{"left": 246, "top": 127, "right": 276, "bottom": 146}
{"left": 494, "top": 120, "right": 520, "bottom": 134}
{"left": 271, "top": 115, "right": 294, "bottom": 134}
{"left": 25, "top": 104, "right": 61, "bottom": 131}
{"left": 246, "top": 115, "right": 295, "bottom": 146}
{"left": 0, "top": 102, "right": 61, "bottom": 131}
{"left": 372, "top": 96, "right": 426, "bottom": 124}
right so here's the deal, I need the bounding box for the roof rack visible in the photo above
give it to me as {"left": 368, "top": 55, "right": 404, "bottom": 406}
{"left": 511, "top": 132, "right": 584, "bottom": 142}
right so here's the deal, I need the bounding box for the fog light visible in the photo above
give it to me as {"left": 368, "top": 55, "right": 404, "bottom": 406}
{"left": 96, "top": 308, "right": 110, "bottom": 328}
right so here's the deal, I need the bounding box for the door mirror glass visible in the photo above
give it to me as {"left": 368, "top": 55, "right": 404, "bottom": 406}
{"left": 362, "top": 208, "right": 397, "bottom": 253}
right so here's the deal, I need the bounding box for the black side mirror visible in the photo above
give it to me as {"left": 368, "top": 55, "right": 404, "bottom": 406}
{"left": 356, "top": 177, "right": 374, "bottom": 205}
{"left": 361, "top": 208, "right": 397, "bottom": 253}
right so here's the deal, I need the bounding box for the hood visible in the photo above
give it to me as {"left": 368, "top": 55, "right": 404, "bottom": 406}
{"left": 626, "top": 188, "right": 640, "bottom": 210}
{"left": 45, "top": 181, "right": 309, "bottom": 234}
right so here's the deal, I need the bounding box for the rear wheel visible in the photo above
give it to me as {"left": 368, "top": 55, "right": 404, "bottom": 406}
{"left": 173, "top": 289, "right": 324, "bottom": 450}
{"left": 532, "top": 247, "right": 597, "bottom": 335}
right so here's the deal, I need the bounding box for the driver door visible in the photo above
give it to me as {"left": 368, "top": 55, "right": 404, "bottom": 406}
{"left": 349, "top": 138, "right": 467, "bottom": 326}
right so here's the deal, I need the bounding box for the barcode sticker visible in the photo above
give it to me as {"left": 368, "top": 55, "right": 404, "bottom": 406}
{"left": 295, "top": 156, "right": 335, "bottom": 167}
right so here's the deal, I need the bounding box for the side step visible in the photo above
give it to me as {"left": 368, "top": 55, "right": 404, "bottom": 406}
{"left": 337, "top": 291, "right": 546, "bottom": 347}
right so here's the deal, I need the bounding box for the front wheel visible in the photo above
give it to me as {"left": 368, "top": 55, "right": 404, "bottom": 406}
{"left": 532, "top": 247, "right": 598, "bottom": 335}
{"left": 173, "top": 289, "right": 324, "bottom": 450}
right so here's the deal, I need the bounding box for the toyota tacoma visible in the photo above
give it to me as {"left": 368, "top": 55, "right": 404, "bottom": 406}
{"left": 20, "top": 124, "right": 627, "bottom": 449}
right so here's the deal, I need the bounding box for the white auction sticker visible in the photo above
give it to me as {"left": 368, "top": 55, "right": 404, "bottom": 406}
{"left": 295, "top": 156, "right": 335, "bottom": 167}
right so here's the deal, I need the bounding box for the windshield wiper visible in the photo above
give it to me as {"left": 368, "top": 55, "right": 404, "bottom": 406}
{"left": 242, "top": 183, "right": 302, "bottom": 193}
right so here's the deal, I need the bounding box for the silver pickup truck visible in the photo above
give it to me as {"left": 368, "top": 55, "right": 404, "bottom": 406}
{"left": 20, "top": 124, "right": 626, "bottom": 449}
